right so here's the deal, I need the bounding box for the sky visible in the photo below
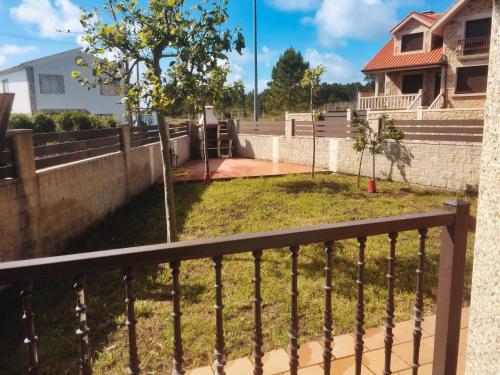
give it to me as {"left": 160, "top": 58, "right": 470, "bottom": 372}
{"left": 0, "top": 0, "right": 453, "bottom": 92}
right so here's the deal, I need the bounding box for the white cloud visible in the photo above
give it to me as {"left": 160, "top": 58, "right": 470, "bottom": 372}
{"left": 10, "top": 0, "right": 82, "bottom": 38}
{"left": 266, "top": 0, "right": 321, "bottom": 11}
{"left": 309, "top": 0, "right": 398, "bottom": 46}
{"left": 0, "top": 44, "right": 37, "bottom": 66}
{"left": 304, "top": 48, "right": 363, "bottom": 83}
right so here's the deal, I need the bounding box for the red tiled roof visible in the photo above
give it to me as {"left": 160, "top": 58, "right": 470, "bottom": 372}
{"left": 363, "top": 39, "right": 443, "bottom": 73}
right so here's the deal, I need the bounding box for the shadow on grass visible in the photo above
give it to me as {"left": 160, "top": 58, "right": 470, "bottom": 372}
{"left": 274, "top": 178, "right": 351, "bottom": 194}
{"left": 0, "top": 182, "right": 208, "bottom": 374}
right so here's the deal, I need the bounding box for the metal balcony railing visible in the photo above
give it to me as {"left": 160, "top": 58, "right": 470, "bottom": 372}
{"left": 0, "top": 201, "right": 473, "bottom": 375}
{"left": 457, "top": 36, "right": 490, "bottom": 56}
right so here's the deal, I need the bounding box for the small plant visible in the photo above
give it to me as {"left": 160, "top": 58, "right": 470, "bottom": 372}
{"left": 300, "top": 65, "right": 326, "bottom": 178}
{"left": 32, "top": 113, "right": 56, "bottom": 133}
{"left": 8, "top": 114, "right": 33, "bottom": 130}
{"left": 351, "top": 114, "right": 404, "bottom": 192}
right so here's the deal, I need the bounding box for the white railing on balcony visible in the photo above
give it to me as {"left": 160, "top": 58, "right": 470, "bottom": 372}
{"left": 358, "top": 90, "right": 422, "bottom": 111}
{"left": 429, "top": 90, "right": 445, "bottom": 110}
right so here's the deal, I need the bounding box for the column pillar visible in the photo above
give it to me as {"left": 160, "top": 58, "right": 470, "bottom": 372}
{"left": 9, "top": 129, "right": 39, "bottom": 258}
{"left": 465, "top": 1, "right": 500, "bottom": 373}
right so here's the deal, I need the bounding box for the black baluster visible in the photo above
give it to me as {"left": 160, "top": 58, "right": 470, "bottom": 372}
{"left": 252, "top": 250, "right": 264, "bottom": 375}
{"left": 213, "top": 256, "right": 225, "bottom": 375}
{"left": 412, "top": 229, "right": 428, "bottom": 375}
{"left": 289, "top": 246, "right": 300, "bottom": 375}
{"left": 355, "top": 237, "right": 367, "bottom": 375}
{"left": 323, "top": 241, "right": 334, "bottom": 375}
{"left": 123, "top": 269, "right": 140, "bottom": 375}
{"left": 170, "top": 261, "right": 185, "bottom": 375}
{"left": 74, "top": 275, "right": 92, "bottom": 375}
{"left": 21, "top": 283, "right": 39, "bottom": 375}
{"left": 384, "top": 233, "right": 398, "bottom": 375}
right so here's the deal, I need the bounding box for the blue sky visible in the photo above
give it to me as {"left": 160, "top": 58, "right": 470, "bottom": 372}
{"left": 0, "top": 0, "right": 452, "bottom": 92}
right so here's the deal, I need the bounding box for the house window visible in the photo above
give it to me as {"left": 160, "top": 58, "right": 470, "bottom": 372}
{"left": 402, "top": 74, "right": 424, "bottom": 94}
{"left": 465, "top": 18, "right": 492, "bottom": 39}
{"left": 39, "top": 74, "right": 65, "bottom": 94}
{"left": 456, "top": 66, "right": 488, "bottom": 94}
{"left": 401, "top": 32, "right": 424, "bottom": 52}
{"left": 100, "top": 82, "right": 121, "bottom": 96}
{"left": 1, "top": 79, "right": 8, "bottom": 93}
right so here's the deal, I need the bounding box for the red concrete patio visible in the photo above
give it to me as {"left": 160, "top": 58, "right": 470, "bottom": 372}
{"left": 173, "top": 158, "right": 327, "bottom": 182}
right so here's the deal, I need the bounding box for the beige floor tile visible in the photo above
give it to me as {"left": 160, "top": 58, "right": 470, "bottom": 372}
{"left": 358, "top": 326, "right": 401, "bottom": 351}
{"left": 421, "top": 314, "right": 436, "bottom": 336}
{"left": 329, "top": 356, "right": 374, "bottom": 374}
{"left": 332, "top": 334, "right": 356, "bottom": 359}
{"left": 395, "top": 363, "right": 432, "bottom": 375}
{"left": 362, "top": 348, "right": 411, "bottom": 374}
{"left": 186, "top": 366, "right": 214, "bottom": 375}
{"left": 289, "top": 341, "right": 325, "bottom": 368}
{"left": 256, "top": 349, "right": 290, "bottom": 375}
{"left": 459, "top": 328, "right": 469, "bottom": 355}
{"left": 282, "top": 364, "right": 325, "bottom": 374}
{"left": 456, "top": 354, "right": 466, "bottom": 375}
{"left": 393, "top": 320, "right": 416, "bottom": 343}
{"left": 223, "top": 357, "right": 254, "bottom": 375}
{"left": 392, "top": 341, "right": 435, "bottom": 365}
{"left": 461, "top": 307, "right": 470, "bottom": 328}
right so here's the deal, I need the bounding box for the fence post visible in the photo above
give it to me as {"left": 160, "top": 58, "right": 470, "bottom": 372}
{"left": 346, "top": 109, "right": 352, "bottom": 122}
{"left": 119, "top": 125, "right": 131, "bottom": 198}
{"left": 9, "top": 129, "right": 39, "bottom": 258}
{"left": 285, "top": 119, "right": 295, "bottom": 138}
{"left": 432, "top": 199, "right": 470, "bottom": 375}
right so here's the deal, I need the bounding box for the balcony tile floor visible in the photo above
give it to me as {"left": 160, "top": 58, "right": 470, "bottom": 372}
{"left": 186, "top": 307, "right": 469, "bottom": 375}
{"left": 174, "top": 158, "right": 327, "bottom": 182}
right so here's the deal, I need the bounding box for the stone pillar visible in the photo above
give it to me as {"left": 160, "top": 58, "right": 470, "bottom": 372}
{"left": 346, "top": 109, "right": 352, "bottom": 122}
{"left": 119, "top": 125, "right": 131, "bottom": 198}
{"left": 465, "top": 1, "right": 500, "bottom": 374}
{"left": 285, "top": 119, "right": 295, "bottom": 138}
{"left": 9, "top": 129, "right": 39, "bottom": 258}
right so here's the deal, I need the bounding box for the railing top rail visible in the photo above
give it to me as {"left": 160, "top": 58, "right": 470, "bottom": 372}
{"left": 360, "top": 93, "right": 418, "bottom": 100}
{"left": 0, "top": 208, "right": 457, "bottom": 285}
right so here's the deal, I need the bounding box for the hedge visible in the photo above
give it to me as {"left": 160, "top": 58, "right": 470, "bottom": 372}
{"left": 8, "top": 112, "right": 118, "bottom": 133}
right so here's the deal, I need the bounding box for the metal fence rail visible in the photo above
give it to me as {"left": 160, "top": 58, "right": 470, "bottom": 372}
{"left": 0, "top": 200, "right": 471, "bottom": 375}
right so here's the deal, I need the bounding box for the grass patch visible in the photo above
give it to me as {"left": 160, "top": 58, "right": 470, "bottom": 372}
{"left": 0, "top": 173, "right": 476, "bottom": 374}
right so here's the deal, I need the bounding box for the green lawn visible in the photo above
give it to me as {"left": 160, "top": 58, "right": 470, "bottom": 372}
{"left": 0, "top": 174, "right": 476, "bottom": 374}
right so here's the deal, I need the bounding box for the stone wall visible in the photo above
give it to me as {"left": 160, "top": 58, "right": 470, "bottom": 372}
{"left": 466, "top": 1, "right": 500, "bottom": 373}
{"left": 235, "top": 134, "right": 482, "bottom": 193}
{"left": 0, "top": 130, "right": 190, "bottom": 262}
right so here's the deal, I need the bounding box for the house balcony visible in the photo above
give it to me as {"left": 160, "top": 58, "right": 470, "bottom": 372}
{"left": 456, "top": 36, "right": 490, "bottom": 57}
{"left": 357, "top": 90, "right": 422, "bottom": 111}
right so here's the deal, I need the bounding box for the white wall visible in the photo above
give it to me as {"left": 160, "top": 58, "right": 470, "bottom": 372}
{"left": 0, "top": 68, "right": 31, "bottom": 114}
{"left": 32, "top": 49, "right": 125, "bottom": 120}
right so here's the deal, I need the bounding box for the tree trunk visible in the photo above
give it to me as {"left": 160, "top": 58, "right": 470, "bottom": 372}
{"left": 372, "top": 153, "right": 376, "bottom": 181}
{"left": 158, "top": 112, "right": 178, "bottom": 243}
{"left": 357, "top": 149, "right": 365, "bottom": 188}
{"left": 201, "top": 104, "right": 210, "bottom": 181}
{"left": 310, "top": 86, "right": 316, "bottom": 179}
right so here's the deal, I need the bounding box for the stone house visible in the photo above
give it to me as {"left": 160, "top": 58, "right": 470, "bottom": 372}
{"left": 360, "top": 0, "right": 492, "bottom": 112}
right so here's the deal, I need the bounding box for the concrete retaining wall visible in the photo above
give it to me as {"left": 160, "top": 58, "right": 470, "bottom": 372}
{"left": 0, "top": 129, "right": 190, "bottom": 262}
{"left": 236, "top": 134, "right": 481, "bottom": 192}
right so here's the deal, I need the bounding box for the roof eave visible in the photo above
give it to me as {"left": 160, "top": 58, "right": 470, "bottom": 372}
{"left": 430, "top": 0, "right": 468, "bottom": 32}
{"left": 390, "top": 13, "right": 433, "bottom": 34}
{"left": 363, "top": 63, "right": 443, "bottom": 73}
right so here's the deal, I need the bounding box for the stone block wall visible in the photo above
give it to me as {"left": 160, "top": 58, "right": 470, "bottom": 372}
{"left": 0, "top": 133, "right": 190, "bottom": 262}
{"left": 337, "top": 139, "right": 482, "bottom": 191}
{"left": 235, "top": 134, "right": 482, "bottom": 193}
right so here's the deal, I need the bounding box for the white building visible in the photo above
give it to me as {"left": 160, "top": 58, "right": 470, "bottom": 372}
{"left": 0, "top": 48, "right": 124, "bottom": 119}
